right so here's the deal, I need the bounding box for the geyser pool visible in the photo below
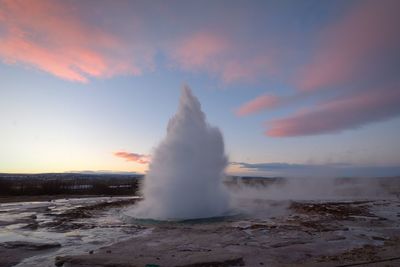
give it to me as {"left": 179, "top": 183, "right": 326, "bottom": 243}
{"left": 128, "top": 85, "right": 230, "bottom": 220}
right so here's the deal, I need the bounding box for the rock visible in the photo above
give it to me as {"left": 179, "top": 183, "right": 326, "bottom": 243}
{"left": 372, "top": 236, "right": 386, "bottom": 241}
{"left": 1, "top": 241, "right": 61, "bottom": 250}
{"left": 177, "top": 257, "right": 245, "bottom": 267}
{"left": 55, "top": 256, "right": 66, "bottom": 266}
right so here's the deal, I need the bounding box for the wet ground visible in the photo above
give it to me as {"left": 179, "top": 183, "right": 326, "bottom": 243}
{"left": 0, "top": 197, "right": 140, "bottom": 267}
{"left": 1, "top": 196, "right": 400, "bottom": 267}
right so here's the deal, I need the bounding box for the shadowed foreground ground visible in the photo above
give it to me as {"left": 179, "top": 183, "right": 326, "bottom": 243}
{"left": 55, "top": 199, "right": 400, "bottom": 267}
{"left": 1, "top": 192, "right": 400, "bottom": 267}
{"left": 3, "top": 197, "right": 398, "bottom": 267}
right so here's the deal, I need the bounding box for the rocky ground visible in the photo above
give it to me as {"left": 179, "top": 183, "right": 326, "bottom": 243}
{"left": 1, "top": 196, "right": 400, "bottom": 267}
{"left": 0, "top": 197, "right": 139, "bottom": 267}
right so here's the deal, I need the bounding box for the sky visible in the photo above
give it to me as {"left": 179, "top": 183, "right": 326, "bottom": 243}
{"left": 1, "top": 0, "right": 400, "bottom": 177}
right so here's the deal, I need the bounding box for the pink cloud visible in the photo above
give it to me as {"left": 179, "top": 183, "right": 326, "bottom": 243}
{"left": 266, "top": 85, "right": 400, "bottom": 137}
{"left": 246, "top": 0, "right": 400, "bottom": 138}
{"left": 114, "top": 151, "right": 150, "bottom": 164}
{"left": 170, "top": 31, "right": 279, "bottom": 84}
{"left": 236, "top": 94, "right": 280, "bottom": 116}
{"left": 221, "top": 55, "right": 278, "bottom": 84}
{"left": 297, "top": 0, "right": 400, "bottom": 92}
{"left": 0, "top": 1, "right": 283, "bottom": 85}
{"left": 0, "top": 0, "right": 150, "bottom": 82}
{"left": 170, "top": 32, "right": 229, "bottom": 71}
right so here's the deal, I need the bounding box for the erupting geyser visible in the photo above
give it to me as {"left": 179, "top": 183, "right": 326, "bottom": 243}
{"left": 129, "top": 85, "right": 230, "bottom": 220}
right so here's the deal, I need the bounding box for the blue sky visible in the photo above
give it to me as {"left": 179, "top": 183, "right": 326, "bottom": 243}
{"left": 0, "top": 0, "right": 399, "bottom": 176}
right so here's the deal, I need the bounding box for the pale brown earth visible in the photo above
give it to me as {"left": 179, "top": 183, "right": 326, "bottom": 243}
{"left": 53, "top": 199, "right": 400, "bottom": 267}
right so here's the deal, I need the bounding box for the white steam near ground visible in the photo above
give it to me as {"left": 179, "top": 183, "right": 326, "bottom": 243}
{"left": 229, "top": 176, "right": 399, "bottom": 218}
{"left": 127, "top": 85, "right": 398, "bottom": 220}
{"left": 229, "top": 176, "right": 393, "bottom": 202}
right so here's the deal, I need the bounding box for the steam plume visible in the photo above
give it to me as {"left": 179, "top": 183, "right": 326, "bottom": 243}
{"left": 129, "top": 85, "right": 230, "bottom": 220}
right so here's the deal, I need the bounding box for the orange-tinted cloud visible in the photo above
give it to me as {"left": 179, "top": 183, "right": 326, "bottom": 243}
{"left": 114, "top": 151, "right": 150, "bottom": 164}
{"left": 297, "top": 0, "right": 400, "bottom": 92}
{"left": 236, "top": 94, "right": 279, "bottom": 116}
{"left": 0, "top": 0, "right": 150, "bottom": 82}
{"left": 266, "top": 85, "right": 400, "bottom": 137}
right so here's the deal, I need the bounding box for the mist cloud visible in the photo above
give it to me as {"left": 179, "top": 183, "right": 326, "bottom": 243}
{"left": 232, "top": 161, "right": 400, "bottom": 178}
